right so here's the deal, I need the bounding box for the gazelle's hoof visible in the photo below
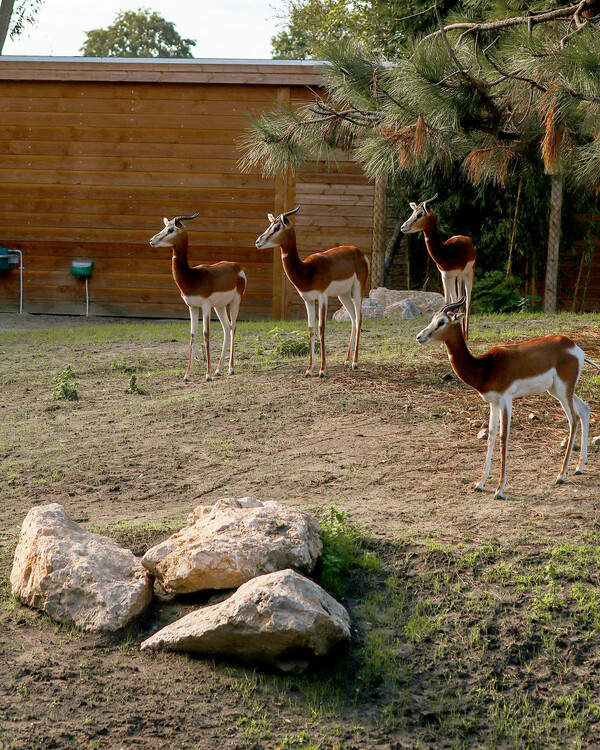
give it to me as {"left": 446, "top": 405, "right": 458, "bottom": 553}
{"left": 474, "top": 483, "right": 484, "bottom": 492}
{"left": 575, "top": 469, "right": 584, "bottom": 475}
{"left": 183, "top": 374, "right": 191, "bottom": 382}
{"left": 214, "top": 369, "right": 222, "bottom": 377}
{"left": 305, "top": 369, "right": 315, "bottom": 378}
{"left": 343, "top": 360, "right": 350, "bottom": 368}
{"left": 351, "top": 362, "right": 358, "bottom": 370}
{"left": 494, "top": 490, "right": 504, "bottom": 500}
{"left": 556, "top": 476, "right": 565, "bottom": 485}
{"left": 228, "top": 367, "right": 235, "bottom": 375}
{"left": 318, "top": 370, "right": 327, "bottom": 378}
{"left": 205, "top": 374, "right": 213, "bottom": 382}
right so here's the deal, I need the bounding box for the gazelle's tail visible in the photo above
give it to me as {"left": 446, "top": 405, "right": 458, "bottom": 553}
{"left": 584, "top": 357, "right": 600, "bottom": 371}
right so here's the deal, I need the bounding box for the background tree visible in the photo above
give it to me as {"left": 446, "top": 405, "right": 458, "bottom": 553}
{"left": 251, "top": 1, "right": 600, "bottom": 310}
{"left": 81, "top": 8, "right": 195, "bottom": 58}
{"left": 0, "top": 0, "right": 44, "bottom": 53}
{"left": 272, "top": 0, "right": 461, "bottom": 59}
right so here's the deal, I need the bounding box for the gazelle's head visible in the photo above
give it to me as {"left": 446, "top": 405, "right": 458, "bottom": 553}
{"left": 416, "top": 298, "right": 466, "bottom": 345}
{"left": 150, "top": 213, "right": 200, "bottom": 248}
{"left": 400, "top": 193, "right": 438, "bottom": 234}
{"left": 255, "top": 206, "right": 300, "bottom": 249}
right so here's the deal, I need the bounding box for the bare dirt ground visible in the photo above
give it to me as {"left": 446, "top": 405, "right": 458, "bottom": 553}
{"left": 1, "top": 311, "right": 600, "bottom": 749}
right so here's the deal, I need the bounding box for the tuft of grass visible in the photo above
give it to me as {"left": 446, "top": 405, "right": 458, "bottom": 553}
{"left": 52, "top": 365, "right": 78, "bottom": 401}
{"left": 269, "top": 326, "right": 311, "bottom": 358}
{"left": 125, "top": 374, "right": 149, "bottom": 395}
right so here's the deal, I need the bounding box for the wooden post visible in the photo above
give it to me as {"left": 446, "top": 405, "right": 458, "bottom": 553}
{"left": 371, "top": 175, "right": 387, "bottom": 289}
{"left": 543, "top": 174, "right": 563, "bottom": 313}
{"left": 272, "top": 85, "right": 293, "bottom": 320}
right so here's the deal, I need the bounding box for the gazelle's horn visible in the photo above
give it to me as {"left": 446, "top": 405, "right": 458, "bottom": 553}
{"left": 442, "top": 296, "right": 466, "bottom": 314}
{"left": 174, "top": 212, "right": 200, "bottom": 223}
{"left": 282, "top": 206, "right": 300, "bottom": 219}
{"left": 421, "top": 193, "right": 439, "bottom": 210}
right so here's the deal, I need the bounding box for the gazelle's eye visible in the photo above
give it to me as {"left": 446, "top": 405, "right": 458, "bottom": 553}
{"left": 168, "top": 227, "right": 174, "bottom": 233}
{"left": 417, "top": 211, "right": 423, "bottom": 218}
{"left": 436, "top": 320, "right": 444, "bottom": 328}
{"left": 273, "top": 224, "right": 281, "bottom": 230}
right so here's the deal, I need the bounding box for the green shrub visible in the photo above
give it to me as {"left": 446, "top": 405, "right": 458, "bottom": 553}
{"left": 52, "top": 365, "right": 78, "bottom": 401}
{"left": 125, "top": 374, "right": 148, "bottom": 395}
{"left": 472, "top": 270, "right": 523, "bottom": 313}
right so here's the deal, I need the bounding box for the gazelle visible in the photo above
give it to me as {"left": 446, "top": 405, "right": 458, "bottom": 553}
{"left": 401, "top": 194, "right": 476, "bottom": 338}
{"left": 150, "top": 213, "right": 246, "bottom": 382}
{"left": 255, "top": 206, "right": 369, "bottom": 377}
{"left": 417, "top": 298, "right": 599, "bottom": 499}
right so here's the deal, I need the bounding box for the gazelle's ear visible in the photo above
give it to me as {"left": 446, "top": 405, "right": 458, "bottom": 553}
{"left": 409, "top": 202, "right": 418, "bottom": 210}
{"left": 163, "top": 218, "right": 169, "bottom": 227}
{"left": 268, "top": 213, "right": 276, "bottom": 223}
{"left": 451, "top": 312, "right": 466, "bottom": 322}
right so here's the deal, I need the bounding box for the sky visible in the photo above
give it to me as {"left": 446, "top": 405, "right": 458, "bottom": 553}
{"left": 2, "top": 0, "right": 285, "bottom": 58}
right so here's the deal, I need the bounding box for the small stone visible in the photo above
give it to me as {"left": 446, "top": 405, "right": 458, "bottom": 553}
{"left": 591, "top": 435, "right": 600, "bottom": 446}
{"left": 477, "top": 429, "right": 488, "bottom": 440}
{"left": 560, "top": 436, "right": 580, "bottom": 451}
{"left": 528, "top": 413, "right": 538, "bottom": 421}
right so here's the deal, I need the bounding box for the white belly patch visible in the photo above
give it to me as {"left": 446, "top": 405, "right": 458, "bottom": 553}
{"left": 184, "top": 290, "right": 236, "bottom": 308}
{"left": 300, "top": 274, "right": 356, "bottom": 303}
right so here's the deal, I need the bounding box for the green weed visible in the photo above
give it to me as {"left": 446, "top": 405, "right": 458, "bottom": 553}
{"left": 52, "top": 365, "right": 78, "bottom": 401}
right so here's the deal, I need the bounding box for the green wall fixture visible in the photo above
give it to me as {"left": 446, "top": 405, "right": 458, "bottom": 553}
{"left": 70, "top": 260, "right": 94, "bottom": 278}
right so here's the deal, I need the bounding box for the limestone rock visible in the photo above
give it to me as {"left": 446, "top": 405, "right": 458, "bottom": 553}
{"left": 383, "top": 299, "right": 421, "bottom": 319}
{"left": 332, "top": 298, "right": 384, "bottom": 322}
{"left": 370, "top": 287, "right": 445, "bottom": 317}
{"left": 10, "top": 503, "right": 153, "bottom": 631}
{"left": 140, "top": 569, "right": 350, "bottom": 671}
{"left": 477, "top": 428, "right": 489, "bottom": 440}
{"left": 141, "top": 498, "right": 323, "bottom": 594}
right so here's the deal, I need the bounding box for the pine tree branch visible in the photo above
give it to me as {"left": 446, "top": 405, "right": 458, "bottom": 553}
{"left": 420, "top": 1, "right": 597, "bottom": 43}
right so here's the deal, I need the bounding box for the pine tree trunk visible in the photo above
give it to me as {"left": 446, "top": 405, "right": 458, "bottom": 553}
{"left": 0, "top": 0, "right": 15, "bottom": 53}
{"left": 371, "top": 175, "right": 387, "bottom": 289}
{"left": 543, "top": 174, "right": 563, "bottom": 313}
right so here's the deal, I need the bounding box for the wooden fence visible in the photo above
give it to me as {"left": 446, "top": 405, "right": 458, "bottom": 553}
{"left": 0, "top": 58, "right": 375, "bottom": 319}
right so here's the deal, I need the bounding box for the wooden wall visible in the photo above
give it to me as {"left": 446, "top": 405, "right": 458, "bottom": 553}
{"left": 0, "top": 59, "right": 374, "bottom": 319}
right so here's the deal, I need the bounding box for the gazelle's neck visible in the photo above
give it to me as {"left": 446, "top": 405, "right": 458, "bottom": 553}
{"left": 422, "top": 214, "right": 447, "bottom": 263}
{"left": 171, "top": 232, "right": 193, "bottom": 286}
{"left": 443, "top": 324, "right": 486, "bottom": 393}
{"left": 279, "top": 226, "right": 306, "bottom": 286}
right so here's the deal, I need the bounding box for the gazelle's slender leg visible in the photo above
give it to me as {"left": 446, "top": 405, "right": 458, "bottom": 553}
{"left": 574, "top": 394, "right": 591, "bottom": 474}
{"left": 351, "top": 281, "right": 362, "bottom": 369}
{"left": 318, "top": 296, "right": 328, "bottom": 377}
{"left": 213, "top": 306, "right": 231, "bottom": 377}
{"left": 440, "top": 272, "right": 453, "bottom": 302}
{"left": 202, "top": 305, "right": 212, "bottom": 382}
{"left": 475, "top": 402, "right": 500, "bottom": 492}
{"left": 228, "top": 292, "right": 242, "bottom": 375}
{"left": 338, "top": 292, "right": 356, "bottom": 367}
{"left": 555, "top": 391, "right": 578, "bottom": 484}
{"left": 184, "top": 305, "right": 199, "bottom": 382}
{"left": 496, "top": 401, "right": 513, "bottom": 499}
{"left": 464, "top": 268, "right": 474, "bottom": 340}
{"left": 304, "top": 299, "right": 316, "bottom": 377}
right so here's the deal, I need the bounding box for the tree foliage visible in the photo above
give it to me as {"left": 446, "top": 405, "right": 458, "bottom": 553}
{"left": 250, "top": 2, "right": 600, "bottom": 191}
{"left": 81, "top": 8, "right": 195, "bottom": 58}
{"left": 271, "top": 0, "right": 461, "bottom": 59}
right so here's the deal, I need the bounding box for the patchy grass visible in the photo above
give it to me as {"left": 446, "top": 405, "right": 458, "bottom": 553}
{"left": 1, "top": 311, "right": 600, "bottom": 749}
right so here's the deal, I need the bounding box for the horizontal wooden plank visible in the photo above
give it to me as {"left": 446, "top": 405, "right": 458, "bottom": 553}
{"left": 0, "top": 169, "right": 269, "bottom": 189}
{"left": 0, "top": 196, "right": 279, "bottom": 219}
{"left": 0, "top": 140, "right": 257, "bottom": 161}
{"left": 0, "top": 183, "right": 276, "bottom": 203}
{"left": 0, "top": 81, "right": 283, "bottom": 101}
{"left": 19, "top": 255, "right": 273, "bottom": 274}
{"left": 0, "top": 60, "right": 324, "bottom": 87}
{"left": 0, "top": 96, "right": 276, "bottom": 117}
{"left": 1, "top": 125, "right": 262, "bottom": 146}
{"left": 0, "top": 111, "right": 256, "bottom": 129}
{"left": 0, "top": 154, "right": 263, "bottom": 175}
{"left": 0, "top": 226, "right": 270, "bottom": 244}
